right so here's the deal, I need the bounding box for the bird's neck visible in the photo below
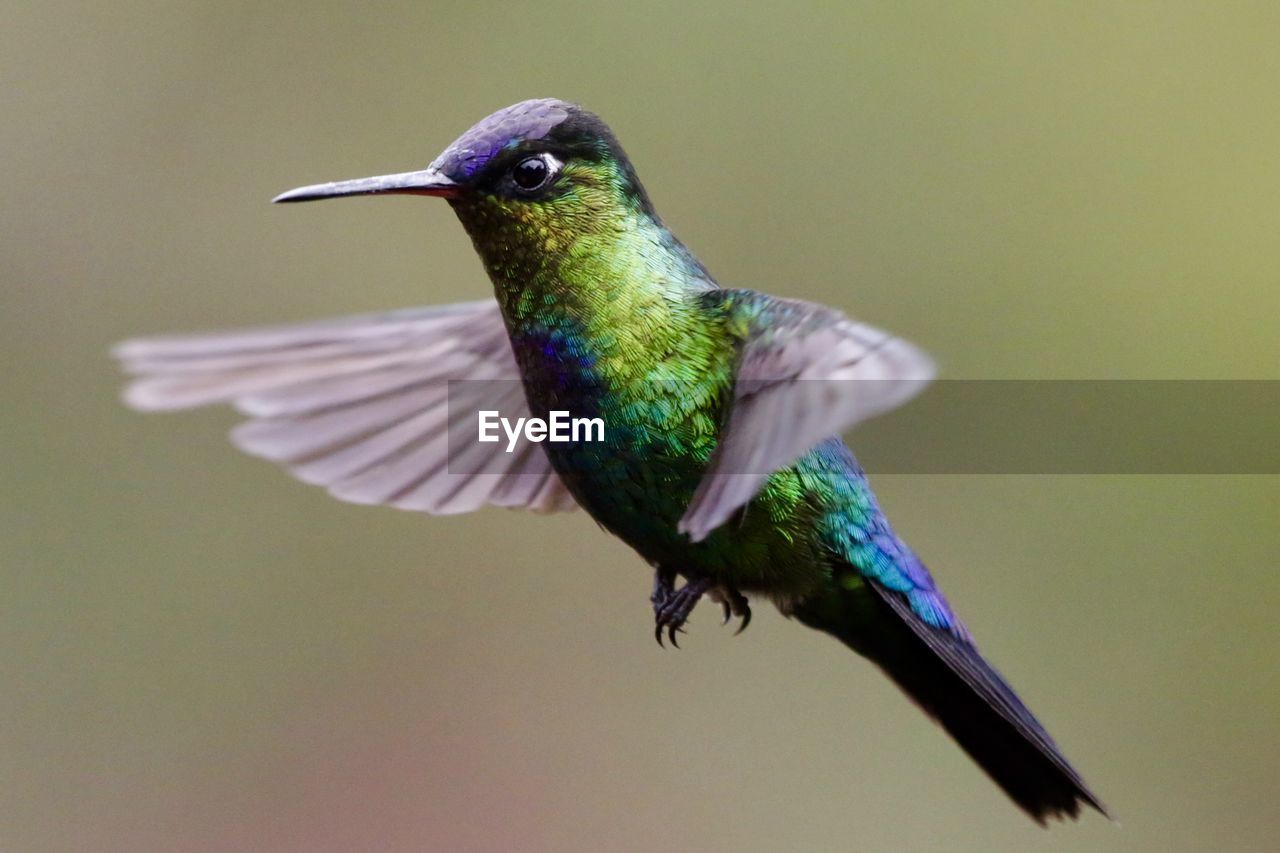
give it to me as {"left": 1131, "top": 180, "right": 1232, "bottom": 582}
{"left": 448, "top": 197, "right": 721, "bottom": 386}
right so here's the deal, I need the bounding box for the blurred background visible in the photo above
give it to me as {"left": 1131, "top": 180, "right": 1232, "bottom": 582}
{"left": 3, "top": 2, "right": 1278, "bottom": 851}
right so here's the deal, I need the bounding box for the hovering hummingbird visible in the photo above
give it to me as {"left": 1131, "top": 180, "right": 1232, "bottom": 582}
{"left": 115, "top": 98, "right": 1106, "bottom": 824}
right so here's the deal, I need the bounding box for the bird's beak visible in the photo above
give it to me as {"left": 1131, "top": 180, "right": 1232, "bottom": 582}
{"left": 272, "top": 168, "right": 460, "bottom": 203}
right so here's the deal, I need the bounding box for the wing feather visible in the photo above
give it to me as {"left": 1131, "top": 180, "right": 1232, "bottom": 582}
{"left": 679, "top": 292, "right": 932, "bottom": 541}
{"left": 115, "top": 299, "right": 577, "bottom": 515}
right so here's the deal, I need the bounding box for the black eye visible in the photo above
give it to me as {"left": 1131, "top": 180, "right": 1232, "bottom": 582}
{"left": 512, "top": 155, "right": 552, "bottom": 191}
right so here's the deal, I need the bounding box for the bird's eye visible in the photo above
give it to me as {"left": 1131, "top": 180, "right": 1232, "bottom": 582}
{"left": 511, "top": 154, "right": 558, "bottom": 192}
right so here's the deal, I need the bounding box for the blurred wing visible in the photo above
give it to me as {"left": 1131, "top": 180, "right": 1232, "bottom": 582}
{"left": 114, "top": 299, "right": 578, "bottom": 515}
{"left": 679, "top": 292, "right": 933, "bottom": 541}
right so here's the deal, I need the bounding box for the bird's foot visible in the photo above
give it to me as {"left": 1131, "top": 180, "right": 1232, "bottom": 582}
{"left": 715, "top": 586, "right": 752, "bottom": 636}
{"left": 650, "top": 569, "right": 751, "bottom": 647}
{"left": 652, "top": 575, "right": 713, "bottom": 648}
{"left": 650, "top": 566, "right": 677, "bottom": 612}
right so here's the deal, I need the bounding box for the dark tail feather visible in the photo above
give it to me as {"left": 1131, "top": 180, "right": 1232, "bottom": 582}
{"left": 796, "top": 582, "right": 1108, "bottom": 825}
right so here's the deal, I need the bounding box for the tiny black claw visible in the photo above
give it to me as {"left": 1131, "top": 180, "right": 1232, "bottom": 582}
{"left": 719, "top": 587, "right": 752, "bottom": 636}
{"left": 720, "top": 600, "right": 731, "bottom": 626}
{"left": 650, "top": 575, "right": 711, "bottom": 648}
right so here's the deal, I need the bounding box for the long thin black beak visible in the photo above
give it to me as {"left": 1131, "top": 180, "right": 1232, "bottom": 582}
{"left": 272, "top": 168, "right": 460, "bottom": 203}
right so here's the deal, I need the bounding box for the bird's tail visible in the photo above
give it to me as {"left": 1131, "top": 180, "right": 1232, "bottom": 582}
{"left": 793, "top": 580, "right": 1108, "bottom": 825}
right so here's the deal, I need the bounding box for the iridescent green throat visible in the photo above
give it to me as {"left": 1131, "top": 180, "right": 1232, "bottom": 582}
{"left": 446, "top": 158, "right": 725, "bottom": 389}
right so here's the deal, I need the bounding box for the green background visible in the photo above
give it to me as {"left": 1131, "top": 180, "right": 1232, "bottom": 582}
{"left": 4, "top": 2, "right": 1277, "bottom": 851}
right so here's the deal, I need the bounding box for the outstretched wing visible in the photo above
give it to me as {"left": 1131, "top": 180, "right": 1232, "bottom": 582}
{"left": 679, "top": 291, "right": 933, "bottom": 541}
{"left": 114, "top": 299, "right": 577, "bottom": 515}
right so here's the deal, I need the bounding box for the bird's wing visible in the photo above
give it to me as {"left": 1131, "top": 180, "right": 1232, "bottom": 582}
{"left": 114, "top": 299, "right": 578, "bottom": 515}
{"left": 679, "top": 291, "right": 933, "bottom": 541}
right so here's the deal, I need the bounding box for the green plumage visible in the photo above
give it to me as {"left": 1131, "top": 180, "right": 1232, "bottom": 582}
{"left": 119, "top": 97, "right": 1107, "bottom": 825}
{"left": 440, "top": 101, "right": 1106, "bottom": 822}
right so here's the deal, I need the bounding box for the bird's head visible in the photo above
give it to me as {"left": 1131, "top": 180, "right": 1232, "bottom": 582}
{"left": 273, "top": 99, "right": 656, "bottom": 262}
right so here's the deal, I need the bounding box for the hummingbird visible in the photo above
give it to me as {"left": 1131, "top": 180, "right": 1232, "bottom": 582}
{"left": 115, "top": 98, "right": 1106, "bottom": 824}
